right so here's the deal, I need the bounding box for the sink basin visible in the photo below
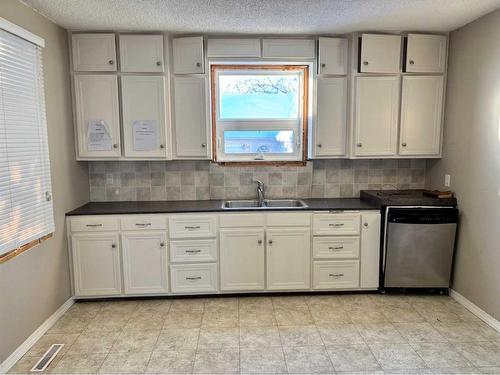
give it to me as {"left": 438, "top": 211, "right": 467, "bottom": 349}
{"left": 222, "top": 199, "right": 308, "bottom": 210}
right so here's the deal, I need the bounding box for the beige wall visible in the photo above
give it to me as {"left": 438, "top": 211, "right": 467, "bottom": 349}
{"left": 427, "top": 9, "right": 500, "bottom": 320}
{"left": 0, "top": 0, "right": 89, "bottom": 363}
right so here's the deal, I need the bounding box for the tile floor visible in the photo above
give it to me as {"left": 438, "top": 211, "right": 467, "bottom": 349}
{"left": 8, "top": 294, "right": 500, "bottom": 374}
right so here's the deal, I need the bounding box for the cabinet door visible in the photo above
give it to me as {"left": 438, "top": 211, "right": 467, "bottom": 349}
{"left": 267, "top": 228, "right": 311, "bottom": 290}
{"left": 121, "top": 76, "right": 167, "bottom": 158}
{"left": 399, "top": 76, "right": 444, "bottom": 156}
{"left": 173, "top": 76, "right": 210, "bottom": 158}
{"left": 71, "top": 233, "right": 121, "bottom": 296}
{"left": 220, "top": 229, "right": 265, "bottom": 291}
{"left": 314, "top": 77, "right": 347, "bottom": 157}
{"left": 74, "top": 75, "right": 121, "bottom": 158}
{"left": 405, "top": 34, "right": 447, "bottom": 73}
{"left": 119, "top": 34, "right": 164, "bottom": 73}
{"left": 354, "top": 76, "right": 399, "bottom": 157}
{"left": 318, "top": 37, "right": 348, "bottom": 75}
{"left": 360, "top": 34, "right": 401, "bottom": 73}
{"left": 360, "top": 212, "right": 381, "bottom": 289}
{"left": 262, "top": 39, "right": 315, "bottom": 58}
{"left": 72, "top": 33, "right": 117, "bottom": 72}
{"left": 121, "top": 231, "right": 168, "bottom": 294}
{"left": 172, "top": 36, "right": 204, "bottom": 74}
{"left": 207, "top": 39, "right": 261, "bottom": 57}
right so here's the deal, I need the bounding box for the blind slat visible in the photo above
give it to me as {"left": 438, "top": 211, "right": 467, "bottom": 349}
{"left": 0, "top": 28, "right": 53, "bottom": 256}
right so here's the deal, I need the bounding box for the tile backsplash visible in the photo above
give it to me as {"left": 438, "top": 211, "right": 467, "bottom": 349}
{"left": 88, "top": 159, "right": 426, "bottom": 201}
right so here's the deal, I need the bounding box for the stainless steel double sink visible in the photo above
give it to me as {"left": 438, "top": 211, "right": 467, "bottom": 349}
{"left": 222, "top": 199, "right": 308, "bottom": 210}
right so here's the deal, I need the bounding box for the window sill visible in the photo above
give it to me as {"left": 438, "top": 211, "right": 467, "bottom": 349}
{"left": 216, "top": 160, "right": 307, "bottom": 167}
{"left": 0, "top": 233, "right": 53, "bottom": 264}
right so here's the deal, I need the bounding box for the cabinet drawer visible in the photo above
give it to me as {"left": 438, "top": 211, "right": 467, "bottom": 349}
{"left": 219, "top": 213, "right": 265, "bottom": 228}
{"left": 266, "top": 212, "right": 311, "bottom": 227}
{"left": 313, "top": 237, "right": 360, "bottom": 259}
{"left": 170, "top": 239, "right": 217, "bottom": 263}
{"left": 313, "top": 213, "right": 360, "bottom": 235}
{"left": 121, "top": 215, "right": 167, "bottom": 231}
{"left": 313, "top": 260, "right": 360, "bottom": 290}
{"left": 170, "top": 264, "right": 217, "bottom": 293}
{"left": 169, "top": 215, "right": 217, "bottom": 239}
{"left": 70, "top": 216, "right": 120, "bottom": 232}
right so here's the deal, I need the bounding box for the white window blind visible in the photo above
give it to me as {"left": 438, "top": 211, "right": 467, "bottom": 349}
{"left": 0, "top": 28, "right": 54, "bottom": 257}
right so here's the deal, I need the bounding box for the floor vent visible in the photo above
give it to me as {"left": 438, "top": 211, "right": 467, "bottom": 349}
{"left": 30, "top": 344, "right": 64, "bottom": 372}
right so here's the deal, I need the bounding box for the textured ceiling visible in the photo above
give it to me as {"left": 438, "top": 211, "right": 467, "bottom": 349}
{"left": 21, "top": 0, "right": 500, "bottom": 34}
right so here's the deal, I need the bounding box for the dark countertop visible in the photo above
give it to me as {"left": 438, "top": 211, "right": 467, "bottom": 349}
{"left": 360, "top": 189, "right": 457, "bottom": 207}
{"left": 66, "top": 198, "right": 380, "bottom": 216}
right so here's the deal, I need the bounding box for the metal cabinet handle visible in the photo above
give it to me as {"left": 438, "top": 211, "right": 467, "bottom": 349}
{"left": 258, "top": 239, "right": 262, "bottom": 245}
{"left": 184, "top": 225, "right": 201, "bottom": 230}
{"left": 160, "top": 242, "right": 165, "bottom": 247}
{"left": 196, "top": 62, "right": 201, "bottom": 67}
{"left": 113, "top": 143, "right": 118, "bottom": 149}
{"left": 402, "top": 143, "right": 407, "bottom": 147}
{"left": 135, "top": 223, "right": 151, "bottom": 227}
{"left": 86, "top": 224, "right": 103, "bottom": 227}
{"left": 160, "top": 144, "right": 165, "bottom": 149}
{"left": 111, "top": 244, "right": 116, "bottom": 248}
{"left": 356, "top": 143, "right": 362, "bottom": 147}
{"left": 108, "top": 60, "right": 114, "bottom": 65}
{"left": 201, "top": 143, "right": 206, "bottom": 148}
{"left": 364, "top": 222, "right": 369, "bottom": 227}
{"left": 363, "top": 61, "right": 368, "bottom": 66}
{"left": 321, "top": 63, "right": 326, "bottom": 68}
{"left": 329, "top": 273, "right": 344, "bottom": 278}
{"left": 317, "top": 144, "right": 322, "bottom": 148}
{"left": 186, "top": 276, "right": 202, "bottom": 281}
{"left": 156, "top": 61, "right": 162, "bottom": 66}
{"left": 409, "top": 60, "right": 415, "bottom": 65}
{"left": 328, "top": 246, "right": 344, "bottom": 251}
{"left": 185, "top": 249, "right": 201, "bottom": 254}
{"left": 329, "top": 223, "right": 344, "bottom": 227}
{"left": 268, "top": 239, "right": 273, "bottom": 245}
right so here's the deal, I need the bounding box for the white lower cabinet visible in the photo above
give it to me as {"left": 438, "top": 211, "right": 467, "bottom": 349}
{"left": 71, "top": 232, "right": 122, "bottom": 296}
{"left": 69, "top": 211, "right": 381, "bottom": 297}
{"left": 313, "top": 260, "right": 360, "bottom": 289}
{"left": 121, "top": 231, "right": 168, "bottom": 294}
{"left": 170, "top": 263, "right": 218, "bottom": 293}
{"left": 266, "top": 228, "right": 311, "bottom": 290}
{"left": 220, "top": 228, "right": 265, "bottom": 291}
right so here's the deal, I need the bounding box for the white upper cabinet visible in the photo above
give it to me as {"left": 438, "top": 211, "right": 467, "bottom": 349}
{"left": 359, "top": 34, "right": 401, "bottom": 73}
{"left": 72, "top": 33, "right": 117, "bottom": 72}
{"left": 314, "top": 77, "right": 347, "bottom": 157}
{"left": 173, "top": 76, "right": 210, "bottom": 159}
{"left": 399, "top": 76, "right": 444, "bottom": 156}
{"left": 318, "top": 37, "right": 348, "bottom": 75}
{"left": 220, "top": 228, "right": 265, "bottom": 291}
{"left": 119, "top": 34, "right": 164, "bottom": 72}
{"left": 74, "top": 75, "right": 121, "bottom": 158}
{"left": 405, "top": 34, "right": 447, "bottom": 73}
{"left": 121, "top": 231, "right": 168, "bottom": 294}
{"left": 121, "top": 76, "right": 168, "bottom": 158}
{"left": 207, "top": 39, "right": 261, "bottom": 57}
{"left": 262, "top": 39, "right": 315, "bottom": 58}
{"left": 266, "top": 228, "right": 311, "bottom": 290}
{"left": 354, "top": 76, "right": 399, "bottom": 157}
{"left": 172, "top": 36, "right": 204, "bottom": 74}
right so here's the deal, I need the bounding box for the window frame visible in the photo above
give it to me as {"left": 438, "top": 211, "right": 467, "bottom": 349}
{"left": 210, "top": 64, "right": 309, "bottom": 164}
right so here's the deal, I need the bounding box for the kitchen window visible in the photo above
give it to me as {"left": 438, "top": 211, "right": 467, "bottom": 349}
{"left": 0, "top": 24, "right": 54, "bottom": 262}
{"left": 211, "top": 64, "right": 309, "bottom": 163}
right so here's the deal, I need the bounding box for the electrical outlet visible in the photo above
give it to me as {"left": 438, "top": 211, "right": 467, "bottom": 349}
{"left": 444, "top": 174, "right": 451, "bottom": 187}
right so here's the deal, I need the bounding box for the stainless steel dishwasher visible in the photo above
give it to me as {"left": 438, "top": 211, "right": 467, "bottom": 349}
{"left": 383, "top": 206, "right": 458, "bottom": 289}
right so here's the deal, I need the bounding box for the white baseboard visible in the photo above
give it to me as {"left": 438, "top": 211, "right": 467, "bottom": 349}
{"left": 0, "top": 297, "right": 74, "bottom": 374}
{"left": 450, "top": 289, "right": 500, "bottom": 333}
